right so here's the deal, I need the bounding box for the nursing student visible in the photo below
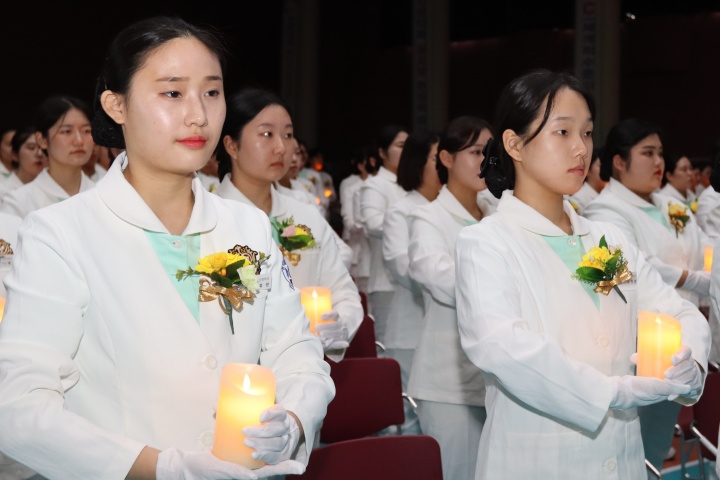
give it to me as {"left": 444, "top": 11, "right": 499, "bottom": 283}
{"left": 455, "top": 70, "right": 710, "bottom": 479}
{"left": 382, "top": 131, "right": 442, "bottom": 434}
{"left": 0, "top": 96, "right": 95, "bottom": 218}
{"left": 695, "top": 153, "right": 720, "bottom": 239}
{"left": 0, "top": 17, "right": 334, "bottom": 480}
{"left": 359, "top": 125, "right": 409, "bottom": 343}
{"left": 660, "top": 152, "right": 696, "bottom": 208}
{"left": 0, "top": 126, "right": 47, "bottom": 199}
{"left": 215, "top": 88, "right": 362, "bottom": 361}
{"left": 407, "top": 117, "right": 492, "bottom": 480}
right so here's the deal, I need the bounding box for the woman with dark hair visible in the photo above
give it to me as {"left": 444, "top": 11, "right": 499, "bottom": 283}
{"left": 0, "top": 17, "right": 333, "bottom": 480}
{"left": 696, "top": 149, "right": 720, "bottom": 239}
{"left": 0, "top": 96, "right": 94, "bottom": 218}
{"left": 0, "top": 127, "right": 15, "bottom": 178}
{"left": 380, "top": 131, "right": 441, "bottom": 435}
{"left": 568, "top": 146, "right": 605, "bottom": 214}
{"left": 0, "top": 126, "right": 47, "bottom": 199}
{"left": 216, "top": 88, "right": 361, "bottom": 362}
{"left": 455, "top": 70, "right": 708, "bottom": 478}
{"left": 585, "top": 120, "right": 713, "bottom": 470}
{"left": 359, "top": 125, "right": 409, "bottom": 343}
{"left": 404, "top": 118, "right": 491, "bottom": 479}
{"left": 660, "top": 152, "right": 695, "bottom": 207}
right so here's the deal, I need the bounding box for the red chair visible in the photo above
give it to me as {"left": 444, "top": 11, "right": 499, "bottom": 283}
{"left": 691, "top": 371, "right": 720, "bottom": 467}
{"left": 320, "top": 358, "right": 405, "bottom": 443}
{"left": 359, "top": 291, "right": 368, "bottom": 316}
{"left": 343, "top": 315, "right": 380, "bottom": 359}
{"left": 288, "top": 435, "right": 443, "bottom": 480}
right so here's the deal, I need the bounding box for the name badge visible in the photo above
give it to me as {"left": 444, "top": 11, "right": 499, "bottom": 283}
{"left": 257, "top": 273, "right": 272, "bottom": 291}
{"left": 0, "top": 255, "right": 12, "bottom": 269}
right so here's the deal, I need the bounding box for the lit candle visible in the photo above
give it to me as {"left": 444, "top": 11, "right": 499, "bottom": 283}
{"left": 300, "top": 286, "right": 333, "bottom": 334}
{"left": 636, "top": 311, "right": 682, "bottom": 379}
{"left": 213, "top": 364, "right": 276, "bottom": 469}
{"left": 704, "top": 246, "right": 713, "bottom": 272}
{"left": 0, "top": 297, "right": 5, "bottom": 323}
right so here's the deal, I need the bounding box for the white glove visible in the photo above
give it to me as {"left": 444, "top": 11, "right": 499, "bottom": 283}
{"left": 315, "top": 311, "right": 350, "bottom": 350}
{"left": 664, "top": 345, "right": 704, "bottom": 399}
{"left": 609, "top": 375, "right": 691, "bottom": 410}
{"left": 156, "top": 448, "right": 259, "bottom": 480}
{"left": 243, "top": 404, "right": 301, "bottom": 465}
{"left": 683, "top": 270, "right": 711, "bottom": 296}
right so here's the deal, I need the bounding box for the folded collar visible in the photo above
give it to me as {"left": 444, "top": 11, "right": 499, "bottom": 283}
{"left": 497, "top": 190, "right": 590, "bottom": 237}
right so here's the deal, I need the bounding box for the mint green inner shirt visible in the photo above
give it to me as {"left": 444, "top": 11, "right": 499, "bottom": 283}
{"left": 543, "top": 235, "right": 600, "bottom": 310}
{"left": 640, "top": 206, "right": 671, "bottom": 230}
{"left": 144, "top": 231, "right": 201, "bottom": 323}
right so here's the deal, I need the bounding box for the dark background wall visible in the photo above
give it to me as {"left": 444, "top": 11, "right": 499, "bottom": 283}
{"left": 2, "top": 1, "right": 720, "bottom": 179}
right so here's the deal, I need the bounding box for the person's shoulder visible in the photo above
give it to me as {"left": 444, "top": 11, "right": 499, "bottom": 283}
{"left": 211, "top": 192, "right": 269, "bottom": 224}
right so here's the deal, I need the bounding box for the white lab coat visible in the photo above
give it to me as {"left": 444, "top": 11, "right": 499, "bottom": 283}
{"left": 477, "top": 188, "right": 499, "bottom": 215}
{"left": 407, "top": 186, "right": 487, "bottom": 406}
{"left": 0, "top": 162, "right": 9, "bottom": 177}
{"left": 276, "top": 182, "right": 314, "bottom": 207}
{"left": 0, "top": 169, "right": 94, "bottom": 218}
{"left": 216, "top": 176, "right": 362, "bottom": 362}
{"left": 0, "top": 212, "right": 21, "bottom": 297}
{"left": 350, "top": 180, "right": 371, "bottom": 284}
{"left": 569, "top": 181, "right": 599, "bottom": 214}
{"left": 696, "top": 185, "right": 720, "bottom": 240}
{"left": 339, "top": 174, "right": 361, "bottom": 242}
{"left": 456, "top": 192, "right": 710, "bottom": 480}
{"left": 0, "top": 172, "right": 22, "bottom": 199}
{"left": 660, "top": 183, "right": 694, "bottom": 207}
{"left": 584, "top": 178, "right": 712, "bottom": 306}
{"left": 0, "top": 155, "right": 334, "bottom": 479}
{"left": 382, "top": 190, "right": 427, "bottom": 350}
{"left": 359, "top": 166, "right": 408, "bottom": 293}
{"left": 196, "top": 171, "right": 219, "bottom": 192}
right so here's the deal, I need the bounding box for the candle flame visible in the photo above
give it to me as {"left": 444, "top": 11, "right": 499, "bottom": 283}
{"left": 312, "top": 289, "right": 318, "bottom": 299}
{"left": 243, "top": 373, "right": 251, "bottom": 392}
{"left": 655, "top": 317, "right": 662, "bottom": 325}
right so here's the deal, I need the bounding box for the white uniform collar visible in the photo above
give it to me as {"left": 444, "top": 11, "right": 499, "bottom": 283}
{"left": 496, "top": 190, "right": 590, "bottom": 237}
{"left": 216, "top": 174, "right": 287, "bottom": 217}
{"left": 605, "top": 177, "right": 657, "bottom": 208}
{"left": 96, "top": 152, "right": 217, "bottom": 234}
{"left": 436, "top": 185, "right": 487, "bottom": 224}
{"left": 34, "top": 168, "right": 94, "bottom": 200}
{"left": 377, "top": 166, "right": 397, "bottom": 182}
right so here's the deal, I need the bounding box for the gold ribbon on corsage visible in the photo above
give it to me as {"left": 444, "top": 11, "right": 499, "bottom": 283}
{"left": 0, "top": 239, "right": 13, "bottom": 256}
{"left": 669, "top": 217, "right": 686, "bottom": 235}
{"left": 593, "top": 265, "right": 633, "bottom": 298}
{"left": 199, "top": 278, "right": 255, "bottom": 334}
{"left": 279, "top": 246, "right": 301, "bottom": 266}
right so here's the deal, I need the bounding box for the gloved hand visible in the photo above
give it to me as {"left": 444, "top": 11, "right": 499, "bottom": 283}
{"left": 253, "top": 460, "right": 306, "bottom": 478}
{"left": 683, "top": 270, "right": 711, "bottom": 296}
{"left": 609, "top": 375, "right": 691, "bottom": 410}
{"left": 315, "top": 311, "right": 350, "bottom": 350}
{"left": 243, "top": 404, "right": 301, "bottom": 465}
{"left": 156, "top": 448, "right": 259, "bottom": 480}
{"left": 664, "top": 345, "right": 704, "bottom": 399}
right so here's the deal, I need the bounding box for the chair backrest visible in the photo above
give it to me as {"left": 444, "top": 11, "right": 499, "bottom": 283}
{"left": 320, "top": 358, "right": 404, "bottom": 443}
{"left": 290, "top": 435, "right": 443, "bottom": 480}
{"left": 343, "top": 315, "right": 378, "bottom": 359}
{"left": 693, "top": 371, "right": 720, "bottom": 460}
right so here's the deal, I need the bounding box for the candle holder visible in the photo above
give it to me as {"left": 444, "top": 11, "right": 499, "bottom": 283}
{"left": 636, "top": 311, "right": 682, "bottom": 379}
{"left": 213, "top": 363, "right": 276, "bottom": 469}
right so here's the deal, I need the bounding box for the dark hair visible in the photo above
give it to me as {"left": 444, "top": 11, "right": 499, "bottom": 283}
{"left": 600, "top": 119, "right": 663, "bottom": 182}
{"left": 92, "top": 16, "right": 228, "bottom": 149}
{"left": 376, "top": 125, "right": 407, "bottom": 166}
{"left": 591, "top": 147, "right": 602, "bottom": 166}
{"left": 661, "top": 152, "right": 688, "bottom": 186}
{"left": 436, "top": 116, "right": 494, "bottom": 185}
{"left": 396, "top": 131, "right": 439, "bottom": 191}
{"left": 483, "top": 69, "right": 595, "bottom": 198}
{"left": 218, "top": 88, "right": 290, "bottom": 181}
{"left": 9, "top": 126, "right": 36, "bottom": 170}
{"left": 35, "top": 96, "right": 92, "bottom": 156}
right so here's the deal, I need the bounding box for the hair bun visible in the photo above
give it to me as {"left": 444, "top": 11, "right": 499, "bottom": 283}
{"left": 480, "top": 137, "right": 509, "bottom": 198}
{"left": 90, "top": 76, "right": 125, "bottom": 149}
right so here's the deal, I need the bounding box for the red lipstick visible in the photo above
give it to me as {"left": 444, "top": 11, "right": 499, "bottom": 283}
{"left": 178, "top": 136, "right": 207, "bottom": 149}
